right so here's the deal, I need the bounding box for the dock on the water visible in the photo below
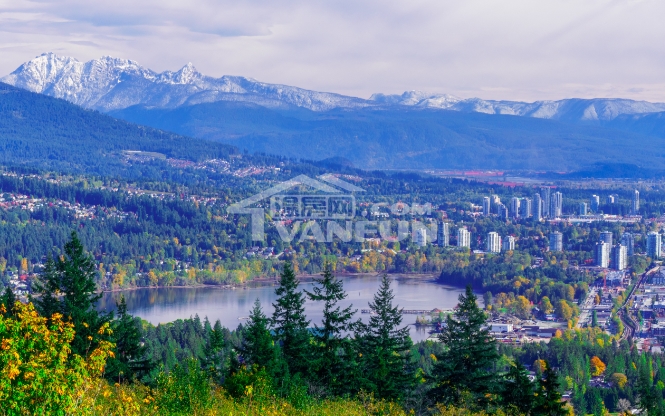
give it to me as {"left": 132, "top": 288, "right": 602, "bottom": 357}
{"left": 361, "top": 308, "right": 452, "bottom": 315}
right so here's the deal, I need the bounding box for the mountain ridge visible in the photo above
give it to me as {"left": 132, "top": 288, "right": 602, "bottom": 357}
{"left": 6, "top": 53, "right": 665, "bottom": 173}
{"left": 110, "top": 100, "right": 665, "bottom": 171}
{"left": 4, "top": 53, "right": 665, "bottom": 123}
{"left": 1, "top": 53, "right": 371, "bottom": 112}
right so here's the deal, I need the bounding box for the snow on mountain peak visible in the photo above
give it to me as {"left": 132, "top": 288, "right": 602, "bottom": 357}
{"left": 0, "top": 53, "right": 371, "bottom": 112}
{"left": 3, "top": 53, "right": 665, "bottom": 121}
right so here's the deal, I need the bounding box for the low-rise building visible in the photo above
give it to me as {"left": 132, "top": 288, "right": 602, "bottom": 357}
{"left": 490, "top": 323, "right": 514, "bottom": 333}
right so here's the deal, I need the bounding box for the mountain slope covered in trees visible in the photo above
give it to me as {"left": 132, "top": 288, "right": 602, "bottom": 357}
{"left": 111, "top": 100, "right": 665, "bottom": 171}
{"left": 0, "top": 82, "right": 237, "bottom": 177}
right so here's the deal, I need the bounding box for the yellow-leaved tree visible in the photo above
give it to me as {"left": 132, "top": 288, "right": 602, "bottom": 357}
{"left": 0, "top": 302, "right": 114, "bottom": 415}
{"left": 611, "top": 372, "right": 628, "bottom": 388}
{"left": 590, "top": 356, "right": 607, "bottom": 377}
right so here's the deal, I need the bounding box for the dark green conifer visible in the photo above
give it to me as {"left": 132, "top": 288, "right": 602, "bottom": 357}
{"left": 1, "top": 286, "right": 16, "bottom": 317}
{"left": 532, "top": 361, "right": 567, "bottom": 416}
{"left": 305, "top": 265, "right": 357, "bottom": 395}
{"left": 203, "top": 319, "right": 226, "bottom": 381}
{"left": 354, "top": 275, "right": 413, "bottom": 400}
{"left": 31, "top": 256, "right": 61, "bottom": 321}
{"left": 32, "top": 231, "right": 110, "bottom": 356}
{"left": 502, "top": 361, "right": 536, "bottom": 414}
{"left": 238, "top": 299, "right": 281, "bottom": 374}
{"left": 271, "top": 263, "right": 311, "bottom": 376}
{"left": 429, "top": 285, "right": 500, "bottom": 409}
{"left": 105, "top": 295, "right": 150, "bottom": 382}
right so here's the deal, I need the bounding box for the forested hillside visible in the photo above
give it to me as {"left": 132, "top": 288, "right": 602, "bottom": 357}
{"left": 0, "top": 82, "right": 238, "bottom": 177}
{"left": 110, "top": 100, "right": 665, "bottom": 171}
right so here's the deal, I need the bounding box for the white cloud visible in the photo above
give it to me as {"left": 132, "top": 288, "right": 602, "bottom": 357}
{"left": 1, "top": 0, "right": 664, "bottom": 101}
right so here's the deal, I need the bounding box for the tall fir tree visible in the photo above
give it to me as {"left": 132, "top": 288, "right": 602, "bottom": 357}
{"left": 305, "top": 265, "right": 357, "bottom": 395}
{"left": 203, "top": 319, "right": 227, "bottom": 382}
{"left": 271, "top": 262, "right": 311, "bottom": 376}
{"left": 354, "top": 274, "right": 414, "bottom": 400}
{"left": 238, "top": 299, "right": 282, "bottom": 377}
{"left": 1, "top": 286, "right": 16, "bottom": 318}
{"left": 501, "top": 361, "right": 536, "bottom": 414}
{"left": 32, "top": 231, "right": 110, "bottom": 356}
{"left": 31, "top": 256, "right": 61, "bottom": 321}
{"left": 532, "top": 361, "right": 568, "bottom": 416}
{"left": 105, "top": 295, "right": 150, "bottom": 382}
{"left": 429, "top": 285, "right": 500, "bottom": 410}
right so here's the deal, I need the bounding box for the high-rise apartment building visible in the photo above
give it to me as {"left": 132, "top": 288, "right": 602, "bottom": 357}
{"left": 612, "top": 245, "right": 627, "bottom": 271}
{"left": 549, "top": 231, "right": 563, "bottom": 252}
{"left": 533, "top": 193, "right": 543, "bottom": 221}
{"left": 591, "top": 195, "right": 600, "bottom": 212}
{"left": 502, "top": 235, "right": 515, "bottom": 251}
{"left": 521, "top": 198, "right": 532, "bottom": 218}
{"left": 595, "top": 242, "right": 610, "bottom": 268}
{"left": 600, "top": 231, "right": 613, "bottom": 262}
{"left": 510, "top": 197, "right": 520, "bottom": 219}
{"left": 482, "top": 197, "right": 491, "bottom": 217}
{"left": 647, "top": 231, "right": 661, "bottom": 259}
{"left": 498, "top": 204, "right": 509, "bottom": 220}
{"left": 632, "top": 190, "right": 640, "bottom": 214}
{"left": 550, "top": 192, "right": 563, "bottom": 218}
{"left": 457, "top": 227, "right": 471, "bottom": 249}
{"left": 540, "top": 187, "right": 551, "bottom": 218}
{"left": 416, "top": 228, "right": 427, "bottom": 247}
{"left": 607, "top": 195, "right": 615, "bottom": 204}
{"left": 621, "top": 232, "right": 635, "bottom": 256}
{"left": 579, "top": 202, "right": 588, "bottom": 216}
{"left": 438, "top": 221, "right": 450, "bottom": 247}
{"left": 600, "top": 231, "right": 613, "bottom": 246}
{"left": 491, "top": 195, "right": 501, "bottom": 214}
{"left": 487, "top": 232, "right": 501, "bottom": 253}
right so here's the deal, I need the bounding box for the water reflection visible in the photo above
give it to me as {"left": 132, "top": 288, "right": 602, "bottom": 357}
{"left": 99, "top": 275, "right": 467, "bottom": 342}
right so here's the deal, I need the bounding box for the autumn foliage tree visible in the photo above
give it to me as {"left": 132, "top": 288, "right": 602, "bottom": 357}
{"left": 555, "top": 300, "right": 573, "bottom": 321}
{"left": 0, "top": 302, "right": 114, "bottom": 414}
{"left": 590, "top": 356, "right": 606, "bottom": 377}
{"left": 611, "top": 372, "right": 628, "bottom": 388}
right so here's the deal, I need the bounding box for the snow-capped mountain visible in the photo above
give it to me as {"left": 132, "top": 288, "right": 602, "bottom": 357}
{"left": 371, "top": 92, "right": 665, "bottom": 122}
{"left": 4, "top": 53, "right": 665, "bottom": 122}
{"left": 1, "top": 53, "right": 370, "bottom": 112}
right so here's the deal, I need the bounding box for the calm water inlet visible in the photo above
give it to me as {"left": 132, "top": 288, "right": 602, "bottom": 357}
{"left": 99, "top": 275, "right": 467, "bottom": 342}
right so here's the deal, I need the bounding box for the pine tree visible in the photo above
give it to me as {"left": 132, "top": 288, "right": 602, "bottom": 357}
{"left": 239, "top": 299, "right": 281, "bottom": 376}
{"left": 429, "top": 285, "right": 500, "bottom": 409}
{"left": 305, "top": 265, "right": 357, "bottom": 395}
{"left": 105, "top": 295, "right": 150, "bottom": 382}
{"left": 502, "top": 361, "right": 536, "bottom": 414}
{"left": 31, "top": 256, "right": 61, "bottom": 321}
{"left": 32, "top": 232, "right": 109, "bottom": 356}
{"left": 533, "top": 361, "right": 567, "bottom": 416}
{"left": 1, "top": 286, "right": 16, "bottom": 317}
{"left": 354, "top": 274, "right": 414, "bottom": 400}
{"left": 203, "top": 319, "right": 226, "bottom": 381}
{"left": 636, "top": 366, "right": 662, "bottom": 415}
{"left": 271, "top": 263, "right": 311, "bottom": 376}
{"left": 210, "top": 320, "right": 225, "bottom": 351}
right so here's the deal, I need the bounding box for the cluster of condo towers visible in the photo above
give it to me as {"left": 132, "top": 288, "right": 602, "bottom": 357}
{"left": 430, "top": 189, "right": 643, "bottom": 270}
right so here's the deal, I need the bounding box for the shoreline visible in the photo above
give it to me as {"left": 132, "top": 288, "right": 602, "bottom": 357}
{"left": 100, "top": 271, "right": 441, "bottom": 294}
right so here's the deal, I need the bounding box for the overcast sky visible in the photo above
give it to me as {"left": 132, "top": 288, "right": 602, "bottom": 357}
{"left": 1, "top": 0, "right": 664, "bottom": 102}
